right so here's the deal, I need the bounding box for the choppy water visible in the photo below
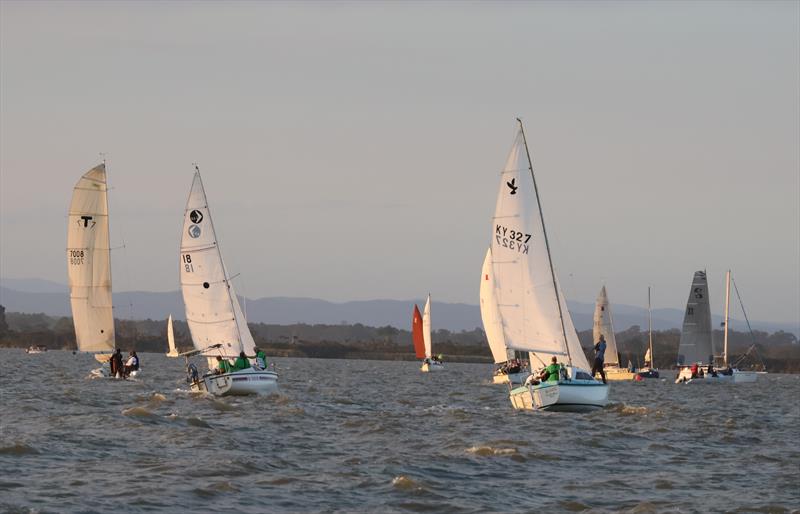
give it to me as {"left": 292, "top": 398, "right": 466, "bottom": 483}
{"left": 1, "top": 349, "right": 798, "bottom": 513}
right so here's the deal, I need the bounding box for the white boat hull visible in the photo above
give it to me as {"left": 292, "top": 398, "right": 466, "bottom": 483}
{"left": 732, "top": 369, "right": 759, "bottom": 383}
{"left": 420, "top": 361, "right": 444, "bottom": 373}
{"left": 509, "top": 367, "right": 609, "bottom": 412}
{"left": 191, "top": 367, "right": 278, "bottom": 396}
{"left": 493, "top": 371, "right": 529, "bottom": 385}
{"left": 675, "top": 367, "right": 732, "bottom": 384}
{"left": 603, "top": 367, "right": 637, "bottom": 381}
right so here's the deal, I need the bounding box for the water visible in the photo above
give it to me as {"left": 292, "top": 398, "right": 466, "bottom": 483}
{"left": 1, "top": 349, "right": 798, "bottom": 513}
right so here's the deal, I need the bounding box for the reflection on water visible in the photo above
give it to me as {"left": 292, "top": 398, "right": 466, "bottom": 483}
{"left": 1, "top": 350, "right": 798, "bottom": 512}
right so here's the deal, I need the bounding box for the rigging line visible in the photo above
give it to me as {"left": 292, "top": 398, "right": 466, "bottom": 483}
{"left": 731, "top": 277, "right": 757, "bottom": 346}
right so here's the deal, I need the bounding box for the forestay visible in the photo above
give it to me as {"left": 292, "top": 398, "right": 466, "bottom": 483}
{"left": 489, "top": 127, "right": 589, "bottom": 370}
{"left": 592, "top": 286, "right": 619, "bottom": 366}
{"left": 677, "top": 270, "right": 714, "bottom": 365}
{"left": 480, "top": 248, "right": 511, "bottom": 363}
{"left": 67, "top": 164, "right": 115, "bottom": 353}
{"left": 180, "top": 171, "right": 256, "bottom": 360}
{"left": 422, "top": 294, "right": 432, "bottom": 359}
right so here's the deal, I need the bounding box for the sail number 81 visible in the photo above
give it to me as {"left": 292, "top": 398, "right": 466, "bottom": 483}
{"left": 182, "top": 254, "right": 194, "bottom": 272}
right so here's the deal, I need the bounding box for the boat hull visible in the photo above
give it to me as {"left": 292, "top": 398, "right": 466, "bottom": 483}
{"left": 675, "top": 367, "right": 732, "bottom": 384}
{"left": 636, "top": 368, "right": 660, "bottom": 379}
{"left": 493, "top": 371, "right": 529, "bottom": 385}
{"left": 420, "top": 361, "right": 444, "bottom": 373}
{"left": 732, "top": 370, "right": 759, "bottom": 383}
{"left": 603, "top": 367, "right": 637, "bottom": 381}
{"left": 191, "top": 368, "right": 278, "bottom": 396}
{"left": 509, "top": 373, "right": 609, "bottom": 412}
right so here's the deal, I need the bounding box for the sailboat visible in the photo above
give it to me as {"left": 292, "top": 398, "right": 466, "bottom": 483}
{"left": 675, "top": 271, "right": 730, "bottom": 384}
{"left": 481, "top": 248, "right": 528, "bottom": 384}
{"left": 490, "top": 120, "right": 608, "bottom": 411}
{"left": 165, "top": 314, "right": 179, "bottom": 357}
{"left": 636, "top": 287, "right": 660, "bottom": 379}
{"left": 68, "top": 163, "right": 122, "bottom": 376}
{"left": 719, "top": 270, "right": 762, "bottom": 383}
{"left": 417, "top": 295, "right": 443, "bottom": 372}
{"left": 592, "top": 285, "right": 636, "bottom": 381}
{"left": 179, "top": 167, "right": 277, "bottom": 396}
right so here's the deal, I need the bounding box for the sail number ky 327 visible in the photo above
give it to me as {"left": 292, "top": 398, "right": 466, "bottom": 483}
{"left": 495, "top": 225, "right": 531, "bottom": 254}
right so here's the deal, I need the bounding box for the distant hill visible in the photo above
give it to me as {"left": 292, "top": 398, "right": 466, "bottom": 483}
{"left": 1, "top": 280, "right": 797, "bottom": 336}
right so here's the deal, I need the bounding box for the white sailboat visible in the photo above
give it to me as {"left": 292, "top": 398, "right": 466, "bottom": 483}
{"left": 68, "top": 164, "right": 126, "bottom": 377}
{"left": 592, "top": 285, "right": 636, "bottom": 381}
{"left": 675, "top": 271, "right": 731, "bottom": 384}
{"left": 719, "top": 271, "right": 762, "bottom": 383}
{"left": 480, "top": 248, "right": 528, "bottom": 384}
{"left": 165, "top": 314, "right": 179, "bottom": 357}
{"left": 419, "top": 294, "right": 443, "bottom": 372}
{"left": 636, "top": 287, "right": 660, "bottom": 379}
{"left": 180, "top": 167, "right": 277, "bottom": 396}
{"left": 490, "top": 120, "right": 608, "bottom": 411}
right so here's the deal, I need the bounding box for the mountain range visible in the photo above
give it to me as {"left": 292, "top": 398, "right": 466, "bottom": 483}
{"left": 1, "top": 278, "right": 797, "bottom": 335}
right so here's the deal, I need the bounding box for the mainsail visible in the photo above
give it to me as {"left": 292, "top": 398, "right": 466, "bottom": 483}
{"left": 411, "top": 304, "right": 425, "bottom": 359}
{"left": 489, "top": 125, "right": 589, "bottom": 370}
{"left": 67, "top": 164, "right": 115, "bottom": 353}
{"left": 677, "top": 270, "right": 714, "bottom": 365}
{"left": 422, "top": 294, "right": 432, "bottom": 359}
{"left": 480, "top": 247, "right": 511, "bottom": 363}
{"left": 166, "top": 314, "right": 178, "bottom": 356}
{"left": 592, "top": 285, "right": 619, "bottom": 366}
{"left": 179, "top": 170, "right": 256, "bottom": 364}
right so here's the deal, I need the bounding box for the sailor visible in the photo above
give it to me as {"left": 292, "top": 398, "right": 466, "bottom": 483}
{"left": 216, "top": 355, "right": 232, "bottom": 374}
{"left": 592, "top": 335, "right": 607, "bottom": 384}
{"left": 123, "top": 351, "right": 139, "bottom": 377}
{"left": 253, "top": 347, "right": 268, "bottom": 370}
{"left": 690, "top": 362, "right": 699, "bottom": 378}
{"left": 233, "top": 351, "right": 251, "bottom": 371}
{"left": 109, "top": 348, "right": 123, "bottom": 377}
{"left": 539, "top": 356, "right": 561, "bottom": 382}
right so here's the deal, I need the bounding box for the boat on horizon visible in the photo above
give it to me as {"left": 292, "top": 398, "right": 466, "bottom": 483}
{"left": 412, "top": 295, "right": 443, "bottom": 372}
{"left": 593, "top": 285, "right": 637, "bottom": 381}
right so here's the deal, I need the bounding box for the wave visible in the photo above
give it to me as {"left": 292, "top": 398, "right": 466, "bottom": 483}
{"left": 0, "top": 442, "right": 39, "bottom": 456}
{"left": 467, "top": 445, "right": 519, "bottom": 457}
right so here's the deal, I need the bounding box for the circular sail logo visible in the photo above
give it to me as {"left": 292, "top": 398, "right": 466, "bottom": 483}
{"left": 190, "top": 210, "right": 204, "bottom": 224}
{"left": 188, "top": 225, "right": 202, "bottom": 238}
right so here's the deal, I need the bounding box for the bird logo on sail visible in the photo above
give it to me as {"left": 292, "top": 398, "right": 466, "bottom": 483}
{"left": 188, "top": 225, "right": 202, "bottom": 238}
{"left": 190, "top": 210, "right": 204, "bottom": 224}
{"left": 506, "top": 178, "right": 518, "bottom": 195}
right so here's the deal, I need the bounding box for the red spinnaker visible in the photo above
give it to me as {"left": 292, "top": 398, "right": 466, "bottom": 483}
{"left": 411, "top": 304, "right": 426, "bottom": 359}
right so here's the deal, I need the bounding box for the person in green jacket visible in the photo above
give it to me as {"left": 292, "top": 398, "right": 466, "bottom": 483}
{"left": 216, "top": 356, "right": 233, "bottom": 374}
{"left": 539, "top": 356, "right": 561, "bottom": 383}
{"left": 232, "top": 351, "right": 251, "bottom": 371}
{"left": 253, "top": 347, "right": 268, "bottom": 370}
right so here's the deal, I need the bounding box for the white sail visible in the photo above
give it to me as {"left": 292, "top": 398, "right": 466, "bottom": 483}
{"left": 166, "top": 314, "right": 178, "bottom": 356}
{"left": 179, "top": 171, "right": 255, "bottom": 361}
{"left": 67, "top": 164, "right": 115, "bottom": 353}
{"left": 644, "top": 347, "right": 652, "bottom": 366}
{"left": 489, "top": 128, "right": 589, "bottom": 370}
{"left": 592, "top": 285, "right": 619, "bottom": 366}
{"left": 480, "top": 248, "right": 511, "bottom": 363}
{"left": 422, "top": 294, "right": 432, "bottom": 359}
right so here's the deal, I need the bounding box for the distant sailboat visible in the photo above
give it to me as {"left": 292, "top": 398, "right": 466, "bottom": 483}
{"left": 419, "top": 294, "right": 443, "bottom": 372}
{"left": 491, "top": 120, "right": 608, "bottom": 411}
{"left": 480, "top": 248, "right": 528, "bottom": 384}
{"left": 592, "top": 286, "right": 636, "bottom": 381}
{"left": 720, "top": 270, "right": 762, "bottom": 383}
{"left": 675, "top": 271, "right": 730, "bottom": 384}
{"left": 165, "top": 314, "right": 179, "bottom": 357}
{"left": 67, "top": 164, "right": 118, "bottom": 374}
{"left": 636, "top": 287, "right": 660, "bottom": 379}
{"left": 180, "top": 167, "right": 277, "bottom": 395}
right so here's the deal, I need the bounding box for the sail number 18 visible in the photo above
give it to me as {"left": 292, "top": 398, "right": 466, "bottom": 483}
{"left": 182, "top": 254, "right": 194, "bottom": 273}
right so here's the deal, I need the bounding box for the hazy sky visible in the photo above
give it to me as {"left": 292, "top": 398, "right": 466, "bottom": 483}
{"left": 1, "top": 1, "right": 798, "bottom": 324}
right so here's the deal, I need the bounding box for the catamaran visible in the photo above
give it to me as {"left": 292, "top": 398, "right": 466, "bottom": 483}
{"left": 592, "top": 285, "right": 636, "bottom": 381}
{"left": 636, "top": 287, "right": 660, "bottom": 379}
{"left": 179, "top": 167, "right": 277, "bottom": 396}
{"left": 413, "top": 295, "right": 442, "bottom": 372}
{"left": 489, "top": 120, "right": 608, "bottom": 411}
{"left": 480, "top": 248, "right": 528, "bottom": 384}
{"left": 67, "top": 163, "right": 132, "bottom": 377}
{"left": 165, "top": 314, "right": 179, "bottom": 357}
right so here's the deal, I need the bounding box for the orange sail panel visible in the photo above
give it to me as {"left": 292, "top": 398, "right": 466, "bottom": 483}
{"left": 412, "top": 305, "right": 426, "bottom": 359}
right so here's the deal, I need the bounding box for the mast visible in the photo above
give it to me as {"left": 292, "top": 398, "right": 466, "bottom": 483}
{"left": 723, "top": 270, "right": 731, "bottom": 367}
{"left": 517, "top": 118, "right": 572, "bottom": 365}
{"left": 193, "top": 165, "right": 244, "bottom": 349}
{"left": 648, "top": 286, "right": 654, "bottom": 367}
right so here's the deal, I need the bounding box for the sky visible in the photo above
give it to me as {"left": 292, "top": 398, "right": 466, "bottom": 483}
{"left": 1, "top": 1, "right": 798, "bottom": 325}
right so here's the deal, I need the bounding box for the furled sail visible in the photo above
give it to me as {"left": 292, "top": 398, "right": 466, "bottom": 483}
{"left": 67, "top": 164, "right": 115, "bottom": 353}
{"left": 166, "top": 314, "right": 178, "bottom": 356}
{"left": 411, "top": 305, "right": 425, "bottom": 359}
{"left": 480, "top": 247, "right": 511, "bottom": 363}
{"left": 179, "top": 170, "right": 256, "bottom": 362}
{"left": 677, "top": 270, "right": 714, "bottom": 365}
{"left": 489, "top": 127, "right": 589, "bottom": 370}
{"left": 422, "top": 294, "right": 432, "bottom": 359}
{"left": 592, "top": 285, "right": 619, "bottom": 366}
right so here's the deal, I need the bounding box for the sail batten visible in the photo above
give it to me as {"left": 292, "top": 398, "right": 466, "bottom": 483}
{"left": 67, "top": 164, "right": 115, "bottom": 353}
